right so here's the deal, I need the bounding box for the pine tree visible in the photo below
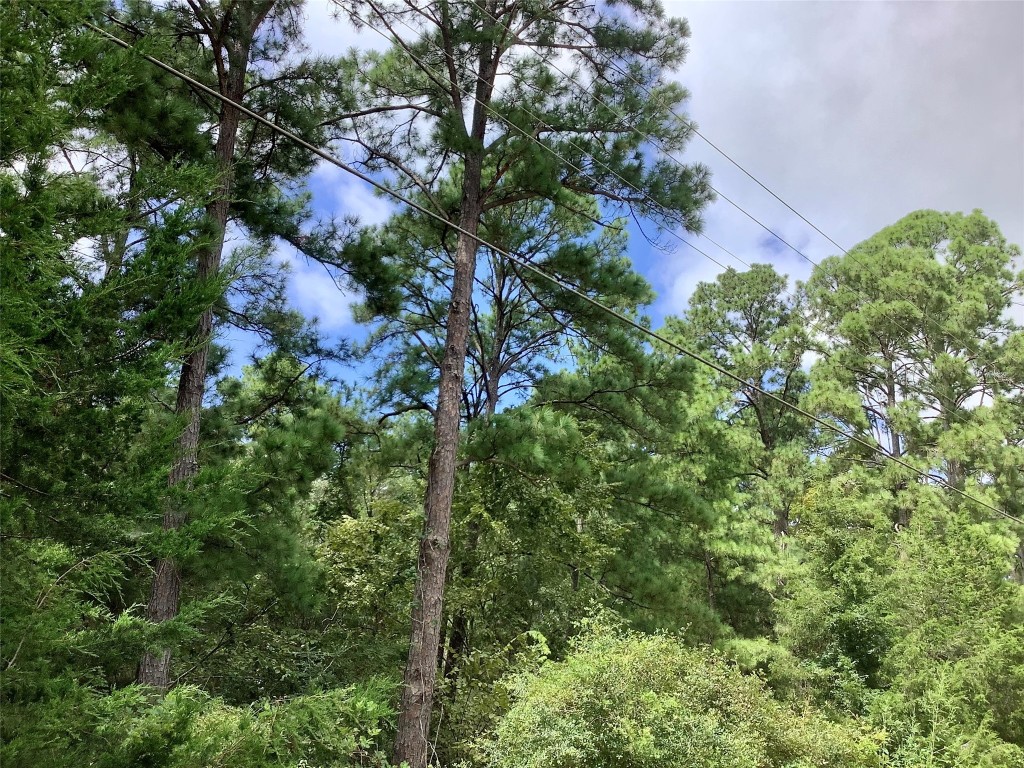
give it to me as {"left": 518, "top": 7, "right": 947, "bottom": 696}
{"left": 805, "top": 209, "right": 1023, "bottom": 525}
{"left": 671, "top": 264, "right": 811, "bottom": 537}
{"left": 105, "top": 0, "right": 397, "bottom": 688}
{"left": 329, "top": 3, "right": 711, "bottom": 760}
{"left": 2, "top": 0, "right": 215, "bottom": 750}
{"left": 356, "top": 191, "right": 651, "bottom": 422}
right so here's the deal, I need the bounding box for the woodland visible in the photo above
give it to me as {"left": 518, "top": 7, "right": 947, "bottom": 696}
{"left": 2, "top": 1, "right": 1023, "bottom": 767}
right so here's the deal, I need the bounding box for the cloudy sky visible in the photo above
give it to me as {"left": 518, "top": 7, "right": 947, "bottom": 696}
{"left": 272, "top": 0, "right": 1024, "bottom": 346}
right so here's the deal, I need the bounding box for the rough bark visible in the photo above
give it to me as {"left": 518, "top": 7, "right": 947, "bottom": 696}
{"left": 571, "top": 515, "right": 584, "bottom": 591}
{"left": 1014, "top": 540, "right": 1024, "bottom": 585}
{"left": 773, "top": 507, "right": 789, "bottom": 538}
{"left": 884, "top": 356, "right": 912, "bottom": 530}
{"left": 392, "top": 181, "right": 484, "bottom": 765}
{"left": 442, "top": 612, "right": 469, "bottom": 682}
{"left": 137, "top": 11, "right": 254, "bottom": 689}
{"left": 441, "top": 346, "right": 499, "bottom": 702}
{"left": 392, "top": 3, "right": 502, "bottom": 756}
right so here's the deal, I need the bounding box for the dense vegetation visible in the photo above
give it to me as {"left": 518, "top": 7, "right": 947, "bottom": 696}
{"left": 2, "top": 1, "right": 1022, "bottom": 766}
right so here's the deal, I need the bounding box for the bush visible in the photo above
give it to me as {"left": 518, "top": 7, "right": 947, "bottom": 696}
{"left": 478, "top": 628, "right": 880, "bottom": 768}
{"left": 1, "top": 681, "right": 394, "bottom": 768}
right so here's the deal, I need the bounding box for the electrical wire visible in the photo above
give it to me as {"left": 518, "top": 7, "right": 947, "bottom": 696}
{"left": 469, "top": 0, "right": 1024, "bottom": 347}
{"left": 76, "top": 15, "right": 1022, "bottom": 525}
{"left": 368, "top": 5, "right": 1002, "bottom": 434}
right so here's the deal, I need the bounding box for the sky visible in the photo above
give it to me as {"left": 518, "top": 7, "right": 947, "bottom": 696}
{"left": 254, "top": 0, "right": 1024, "bottom": 360}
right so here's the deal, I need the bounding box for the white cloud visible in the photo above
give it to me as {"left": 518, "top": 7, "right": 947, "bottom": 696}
{"left": 310, "top": 160, "right": 397, "bottom": 226}
{"left": 300, "top": 0, "right": 390, "bottom": 55}
{"left": 651, "top": 198, "right": 818, "bottom": 318}
{"left": 646, "top": 0, "right": 1023, "bottom": 320}
{"left": 290, "top": 267, "right": 358, "bottom": 331}
{"left": 668, "top": 0, "right": 1023, "bottom": 255}
{"left": 280, "top": 243, "right": 359, "bottom": 332}
{"left": 73, "top": 236, "right": 104, "bottom": 280}
{"left": 652, "top": 235, "right": 732, "bottom": 317}
{"left": 800, "top": 350, "right": 822, "bottom": 371}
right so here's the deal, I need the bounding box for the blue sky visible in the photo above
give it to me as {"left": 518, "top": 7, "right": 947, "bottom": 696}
{"left": 225, "top": 0, "right": 1024, "bottom": 383}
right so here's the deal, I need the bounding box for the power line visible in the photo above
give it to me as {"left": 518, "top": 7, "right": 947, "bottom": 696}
{"left": 475, "top": 0, "right": 829, "bottom": 271}
{"left": 686, "top": 127, "right": 849, "bottom": 254}
{"left": 354, "top": 11, "right": 736, "bottom": 266}
{"left": 489, "top": 1, "right": 1024, "bottom": 342}
{"left": 97, "top": 9, "right": 1021, "bottom": 521}
{"left": 140, "top": 0, "right": 1019, "bottom": 462}
{"left": 357, "top": 10, "right": 949, "bottom": 447}
{"left": 454, "top": 0, "right": 1022, "bottom": 430}
{"left": 371, "top": 6, "right": 999, "bottom": 432}
{"left": 78, "top": 15, "right": 1021, "bottom": 525}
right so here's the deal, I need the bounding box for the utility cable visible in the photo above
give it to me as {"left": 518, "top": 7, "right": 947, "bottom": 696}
{"left": 370, "top": 7, "right": 993, "bottom": 429}
{"left": 453, "top": 0, "right": 1021, "bottom": 430}
{"left": 471, "top": 0, "right": 1024, "bottom": 347}
{"left": 78, "top": 15, "right": 1022, "bottom": 525}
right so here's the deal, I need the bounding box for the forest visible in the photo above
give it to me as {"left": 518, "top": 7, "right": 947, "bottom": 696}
{"left": 2, "top": 1, "right": 1023, "bottom": 766}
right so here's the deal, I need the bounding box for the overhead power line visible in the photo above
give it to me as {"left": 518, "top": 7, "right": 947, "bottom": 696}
{"left": 456, "top": 0, "right": 1024, "bottom": 432}
{"left": 484, "top": 0, "right": 1024, "bottom": 345}
{"left": 77, "top": 15, "right": 1022, "bottom": 525}
{"left": 685, "top": 128, "right": 849, "bottom": 254}
{"left": 370, "top": 8, "right": 998, "bottom": 429}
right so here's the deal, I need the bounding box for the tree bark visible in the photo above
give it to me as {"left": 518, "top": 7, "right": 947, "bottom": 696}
{"left": 137, "top": 26, "right": 250, "bottom": 690}
{"left": 571, "top": 515, "right": 584, "bottom": 590}
{"left": 1014, "top": 540, "right": 1024, "bottom": 585}
{"left": 392, "top": 160, "right": 485, "bottom": 766}
{"left": 773, "top": 507, "right": 789, "bottom": 539}
{"left": 883, "top": 356, "right": 912, "bottom": 530}
{"left": 440, "top": 346, "right": 499, "bottom": 704}
{"left": 392, "top": 2, "right": 502, "bottom": 756}
{"left": 442, "top": 612, "right": 469, "bottom": 682}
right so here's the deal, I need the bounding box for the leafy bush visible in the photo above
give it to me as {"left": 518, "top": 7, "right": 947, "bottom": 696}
{"left": 476, "top": 628, "right": 881, "bottom": 768}
{"left": 1, "top": 681, "right": 394, "bottom": 768}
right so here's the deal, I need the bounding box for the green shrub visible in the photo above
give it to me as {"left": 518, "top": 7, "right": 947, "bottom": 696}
{"left": 1, "top": 681, "right": 394, "bottom": 768}
{"left": 478, "top": 628, "right": 881, "bottom": 768}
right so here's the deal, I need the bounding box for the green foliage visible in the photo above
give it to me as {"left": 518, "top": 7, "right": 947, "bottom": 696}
{"left": 774, "top": 471, "right": 1024, "bottom": 765}
{"left": 2, "top": 681, "right": 394, "bottom": 768}
{"left": 477, "top": 628, "right": 881, "bottom": 768}
{"left": 3, "top": 0, "right": 1023, "bottom": 762}
{"left": 805, "top": 210, "right": 1022, "bottom": 500}
{"left": 355, "top": 190, "right": 656, "bottom": 419}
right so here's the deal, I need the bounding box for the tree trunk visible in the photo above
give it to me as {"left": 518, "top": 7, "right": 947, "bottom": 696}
{"left": 101, "top": 152, "right": 137, "bottom": 284}
{"left": 442, "top": 612, "right": 469, "bottom": 682}
{"left": 393, "top": 6, "right": 501, "bottom": 759}
{"left": 773, "top": 507, "right": 789, "bottom": 539}
{"left": 704, "top": 551, "right": 716, "bottom": 613}
{"left": 885, "top": 360, "right": 903, "bottom": 460}
{"left": 137, "top": 50, "right": 247, "bottom": 690}
{"left": 884, "top": 357, "right": 912, "bottom": 530}
{"left": 571, "top": 515, "right": 584, "bottom": 590}
{"left": 441, "top": 357, "right": 498, "bottom": 703}
{"left": 392, "top": 159, "right": 485, "bottom": 767}
{"left": 1014, "top": 540, "right": 1024, "bottom": 585}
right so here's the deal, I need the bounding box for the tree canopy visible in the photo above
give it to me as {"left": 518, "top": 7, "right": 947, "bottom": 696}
{"left": 2, "top": 2, "right": 1022, "bottom": 767}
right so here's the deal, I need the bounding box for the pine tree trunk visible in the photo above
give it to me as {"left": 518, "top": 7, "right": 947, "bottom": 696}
{"left": 392, "top": 6, "right": 501, "bottom": 759}
{"left": 571, "top": 515, "right": 584, "bottom": 590}
{"left": 137, "top": 56, "right": 247, "bottom": 690}
{"left": 392, "top": 157, "right": 485, "bottom": 767}
{"left": 884, "top": 357, "right": 912, "bottom": 530}
{"left": 1014, "top": 540, "right": 1024, "bottom": 585}
{"left": 442, "top": 612, "right": 469, "bottom": 682}
{"left": 773, "top": 508, "right": 789, "bottom": 538}
{"left": 444, "top": 356, "right": 500, "bottom": 682}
